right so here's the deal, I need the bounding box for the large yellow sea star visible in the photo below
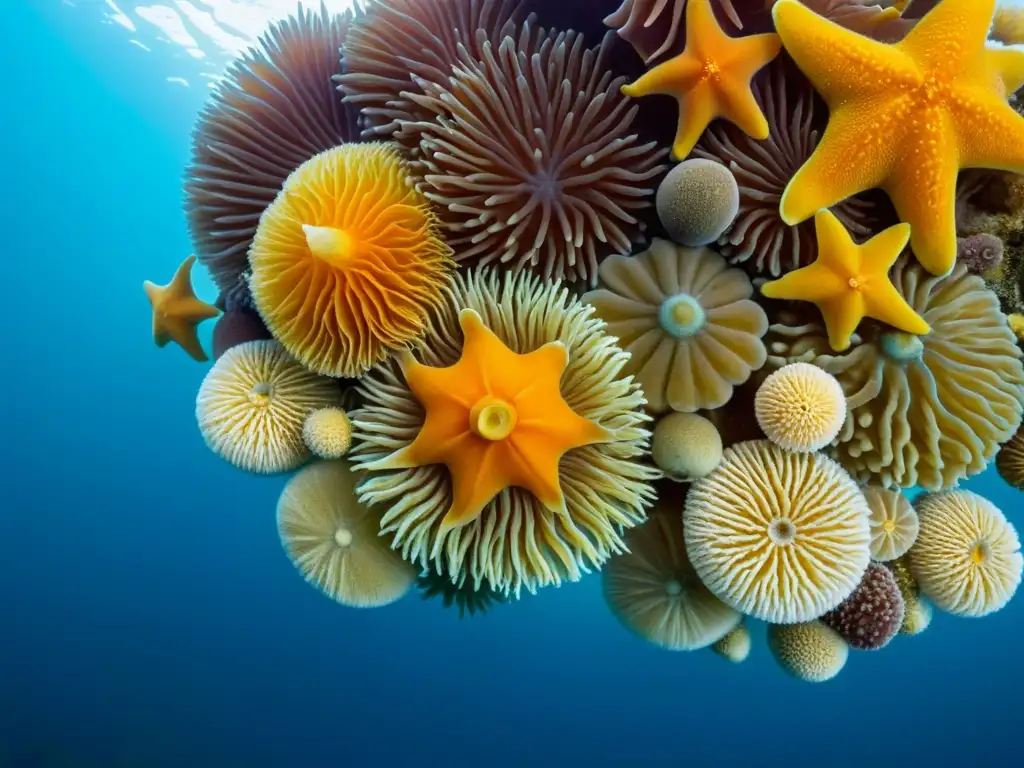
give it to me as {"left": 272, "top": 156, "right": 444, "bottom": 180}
{"left": 773, "top": 0, "right": 1024, "bottom": 277}
{"left": 364, "top": 309, "right": 615, "bottom": 529}
{"left": 143, "top": 254, "right": 219, "bottom": 362}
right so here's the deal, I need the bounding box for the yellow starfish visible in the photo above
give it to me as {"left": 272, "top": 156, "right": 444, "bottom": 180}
{"left": 143, "top": 255, "right": 220, "bottom": 362}
{"left": 761, "top": 211, "right": 930, "bottom": 352}
{"left": 364, "top": 309, "right": 614, "bottom": 530}
{"left": 621, "top": 0, "right": 781, "bottom": 160}
{"left": 773, "top": 0, "right": 1024, "bottom": 277}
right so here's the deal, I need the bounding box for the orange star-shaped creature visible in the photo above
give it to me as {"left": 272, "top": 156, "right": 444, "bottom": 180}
{"left": 621, "top": 0, "right": 781, "bottom": 160}
{"left": 143, "top": 255, "right": 220, "bottom": 362}
{"left": 366, "top": 309, "right": 615, "bottom": 530}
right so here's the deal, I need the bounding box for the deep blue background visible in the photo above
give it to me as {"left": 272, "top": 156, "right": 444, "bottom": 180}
{"left": 3, "top": 2, "right": 1021, "bottom": 765}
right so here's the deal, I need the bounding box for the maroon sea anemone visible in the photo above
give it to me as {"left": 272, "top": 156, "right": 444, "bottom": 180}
{"left": 335, "top": 0, "right": 520, "bottom": 143}
{"left": 185, "top": 5, "right": 360, "bottom": 304}
{"left": 821, "top": 562, "right": 905, "bottom": 651}
{"left": 400, "top": 22, "right": 667, "bottom": 286}
{"left": 692, "top": 57, "right": 881, "bottom": 277}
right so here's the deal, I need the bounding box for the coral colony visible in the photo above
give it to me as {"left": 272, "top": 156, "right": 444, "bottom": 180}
{"left": 143, "top": 0, "right": 1024, "bottom": 683}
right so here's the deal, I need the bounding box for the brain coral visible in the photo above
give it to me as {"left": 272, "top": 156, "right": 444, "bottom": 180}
{"left": 185, "top": 5, "right": 360, "bottom": 304}
{"left": 768, "top": 621, "right": 849, "bottom": 683}
{"left": 910, "top": 490, "right": 1023, "bottom": 618}
{"left": 692, "top": 57, "right": 880, "bottom": 277}
{"left": 583, "top": 239, "right": 768, "bottom": 414}
{"left": 336, "top": 0, "right": 520, "bottom": 143}
{"left": 277, "top": 460, "right": 417, "bottom": 607}
{"left": 822, "top": 562, "right": 905, "bottom": 650}
{"left": 248, "top": 143, "right": 454, "bottom": 378}
{"left": 864, "top": 487, "right": 919, "bottom": 562}
{"left": 196, "top": 340, "right": 341, "bottom": 474}
{"left": 684, "top": 440, "right": 871, "bottom": 624}
{"left": 603, "top": 512, "right": 741, "bottom": 651}
{"left": 349, "top": 268, "right": 658, "bottom": 597}
{"left": 398, "top": 21, "right": 666, "bottom": 286}
{"left": 764, "top": 257, "right": 1024, "bottom": 490}
{"left": 754, "top": 362, "right": 846, "bottom": 453}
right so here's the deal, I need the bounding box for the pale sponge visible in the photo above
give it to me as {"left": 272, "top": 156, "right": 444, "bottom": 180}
{"left": 656, "top": 158, "right": 739, "bottom": 248}
{"left": 651, "top": 412, "right": 723, "bottom": 480}
{"left": 755, "top": 362, "right": 846, "bottom": 453}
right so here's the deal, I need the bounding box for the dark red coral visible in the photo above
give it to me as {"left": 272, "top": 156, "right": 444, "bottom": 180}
{"left": 822, "top": 562, "right": 905, "bottom": 651}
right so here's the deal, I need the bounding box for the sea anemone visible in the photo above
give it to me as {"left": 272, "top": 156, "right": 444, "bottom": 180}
{"left": 398, "top": 22, "right": 666, "bottom": 286}
{"left": 196, "top": 340, "right": 341, "bottom": 474}
{"left": 185, "top": 5, "right": 360, "bottom": 303}
{"left": 583, "top": 239, "right": 768, "bottom": 413}
{"left": 335, "top": 0, "right": 520, "bottom": 142}
{"left": 302, "top": 407, "right": 353, "bottom": 460}
{"left": 692, "top": 57, "right": 879, "bottom": 277}
{"left": 212, "top": 309, "right": 272, "bottom": 361}
{"left": 764, "top": 258, "right": 1024, "bottom": 490}
{"left": 864, "top": 487, "right": 919, "bottom": 562}
{"left": 350, "top": 268, "right": 657, "bottom": 597}
{"left": 996, "top": 425, "right": 1024, "bottom": 490}
{"left": 754, "top": 362, "right": 846, "bottom": 453}
{"left": 767, "top": 621, "right": 849, "bottom": 683}
{"left": 958, "top": 234, "right": 1004, "bottom": 275}
{"left": 821, "top": 562, "right": 905, "bottom": 650}
{"left": 651, "top": 413, "right": 723, "bottom": 481}
{"left": 417, "top": 568, "right": 507, "bottom": 618}
{"left": 656, "top": 159, "right": 739, "bottom": 248}
{"left": 711, "top": 623, "right": 751, "bottom": 663}
{"left": 684, "top": 440, "right": 871, "bottom": 624}
{"left": 603, "top": 512, "right": 741, "bottom": 651}
{"left": 248, "top": 143, "right": 454, "bottom": 378}
{"left": 276, "top": 460, "right": 417, "bottom": 607}
{"left": 910, "top": 490, "right": 1023, "bottom": 618}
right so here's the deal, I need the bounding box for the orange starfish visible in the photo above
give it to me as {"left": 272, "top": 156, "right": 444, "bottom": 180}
{"left": 365, "top": 309, "right": 614, "bottom": 530}
{"left": 621, "top": 0, "right": 781, "bottom": 160}
{"left": 143, "top": 255, "right": 219, "bottom": 362}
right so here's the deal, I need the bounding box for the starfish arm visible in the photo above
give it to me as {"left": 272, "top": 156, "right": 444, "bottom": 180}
{"left": 441, "top": 443, "right": 513, "bottom": 529}
{"left": 167, "top": 295, "right": 220, "bottom": 323}
{"left": 858, "top": 222, "right": 911, "bottom": 275}
{"left": 779, "top": 103, "right": 899, "bottom": 225}
{"left": 772, "top": 0, "right": 918, "bottom": 105}
{"left": 897, "top": 0, "right": 996, "bottom": 77}
{"left": 986, "top": 47, "right": 1024, "bottom": 97}
{"left": 505, "top": 340, "right": 568, "bottom": 402}
{"left": 457, "top": 308, "right": 536, "bottom": 396}
{"left": 621, "top": 57, "right": 704, "bottom": 101}
{"left": 669, "top": 81, "right": 718, "bottom": 160}
{"left": 813, "top": 210, "right": 862, "bottom": 276}
{"left": 714, "top": 33, "right": 781, "bottom": 141}
{"left": 716, "top": 77, "right": 771, "bottom": 142}
{"left": 884, "top": 117, "right": 960, "bottom": 276}
{"left": 503, "top": 436, "right": 567, "bottom": 514}
{"left": 759, "top": 262, "right": 849, "bottom": 304}
{"left": 399, "top": 353, "right": 477, "bottom": 410}
{"left": 170, "top": 255, "right": 199, "bottom": 292}
{"left": 366, "top": 400, "right": 473, "bottom": 471}
{"left": 862, "top": 281, "right": 931, "bottom": 337}
{"left": 162, "top": 318, "right": 209, "bottom": 362}
{"left": 956, "top": 90, "right": 1024, "bottom": 177}
{"left": 819, "top": 294, "right": 866, "bottom": 352}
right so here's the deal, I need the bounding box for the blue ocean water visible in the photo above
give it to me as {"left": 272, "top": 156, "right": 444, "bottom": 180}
{"left": 4, "top": 2, "right": 1021, "bottom": 765}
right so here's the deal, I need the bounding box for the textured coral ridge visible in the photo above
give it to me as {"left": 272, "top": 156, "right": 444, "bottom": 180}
{"left": 350, "top": 269, "right": 657, "bottom": 596}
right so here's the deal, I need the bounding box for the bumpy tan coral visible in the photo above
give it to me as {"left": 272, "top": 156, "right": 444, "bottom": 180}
{"left": 584, "top": 239, "right": 768, "bottom": 414}
{"left": 764, "top": 257, "right": 1024, "bottom": 489}
{"left": 767, "top": 621, "right": 848, "bottom": 683}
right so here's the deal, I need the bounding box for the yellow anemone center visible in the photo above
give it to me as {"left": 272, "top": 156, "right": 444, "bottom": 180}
{"left": 249, "top": 382, "right": 272, "bottom": 407}
{"left": 303, "top": 224, "right": 356, "bottom": 268}
{"left": 882, "top": 519, "right": 896, "bottom": 533}
{"left": 971, "top": 542, "right": 988, "bottom": 565}
{"left": 470, "top": 396, "right": 517, "bottom": 441}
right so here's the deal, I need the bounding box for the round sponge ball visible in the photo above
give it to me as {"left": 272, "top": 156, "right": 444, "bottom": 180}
{"left": 656, "top": 159, "right": 739, "bottom": 248}
{"left": 755, "top": 362, "right": 846, "bottom": 453}
{"left": 302, "top": 407, "right": 353, "bottom": 459}
{"left": 651, "top": 413, "right": 723, "bottom": 481}
{"left": 768, "top": 621, "right": 849, "bottom": 683}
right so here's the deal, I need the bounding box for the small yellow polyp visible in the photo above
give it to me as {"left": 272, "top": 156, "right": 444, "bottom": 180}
{"left": 303, "top": 224, "right": 355, "bottom": 267}
{"left": 470, "top": 397, "right": 517, "bottom": 441}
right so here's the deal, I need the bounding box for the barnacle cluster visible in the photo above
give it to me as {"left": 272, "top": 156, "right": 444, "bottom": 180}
{"left": 143, "top": 0, "right": 1024, "bottom": 681}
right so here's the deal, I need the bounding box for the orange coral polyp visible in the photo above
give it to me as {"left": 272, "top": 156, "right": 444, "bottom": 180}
{"left": 366, "top": 309, "right": 614, "bottom": 528}
{"left": 249, "top": 143, "right": 455, "bottom": 378}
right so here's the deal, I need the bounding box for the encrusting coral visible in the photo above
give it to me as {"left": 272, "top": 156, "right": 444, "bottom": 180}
{"left": 350, "top": 269, "right": 657, "bottom": 597}
{"left": 622, "top": 0, "right": 781, "bottom": 160}
{"left": 583, "top": 239, "right": 768, "bottom": 414}
{"left": 248, "top": 143, "right": 455, "bottom": 378}
{"left": 886, "top": 557, "right": 932, "bottom": 636}
{"left": 143, "top": 255, "right": 220, "bottom": 362}
{"left": 765, "top": 257, "right": 1024, "bottom": 490}
{"left": 398, "top": 20, "right": 666, "bottom": 286}
{"left": 772, "top": 0, "right": 1024, "bottom": 277}
{"left": 185, "top": 6, "right": 360, "bottom": 304}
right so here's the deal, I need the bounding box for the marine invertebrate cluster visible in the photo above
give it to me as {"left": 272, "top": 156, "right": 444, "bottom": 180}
{"left": 157, "top": 0, "right": 1024, "bottom": 684}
